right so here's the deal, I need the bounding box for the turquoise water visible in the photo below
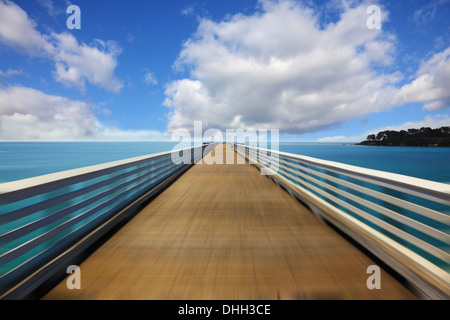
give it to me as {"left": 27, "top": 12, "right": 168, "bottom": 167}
{"left": 0, "top": 142, "right": 449, "bottom": 184}
{"left": 0, "top": 142, "right": 181, "bottom": 183}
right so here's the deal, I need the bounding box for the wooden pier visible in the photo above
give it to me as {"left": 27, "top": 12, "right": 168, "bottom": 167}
{"left": 42, "top": 144, "right": 416, "bottom": 300}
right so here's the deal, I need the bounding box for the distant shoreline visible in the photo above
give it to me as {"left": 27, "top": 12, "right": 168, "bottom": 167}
{"left": 357, "top": 126, "right": 450, "bottom": 148}
{"left": 356, "top": 141, "right": 449, "bottom": 147}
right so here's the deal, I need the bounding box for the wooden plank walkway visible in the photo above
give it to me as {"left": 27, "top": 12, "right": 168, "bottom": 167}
{"left": 43, "top": 144, "right": 416, "bottom": 300}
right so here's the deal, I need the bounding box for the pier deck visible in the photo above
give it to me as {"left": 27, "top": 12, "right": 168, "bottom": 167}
{"left": 43, "top": 145, "right": 415, "bottom": 299}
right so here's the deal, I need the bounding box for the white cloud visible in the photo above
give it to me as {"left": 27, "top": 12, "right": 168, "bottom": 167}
{"left": 37, "top": 0, "right": 63, "bottom": 17}
{"left": 383, "top": 115, "right": 450, "bottom": 131}
{"left": 318, "top": 135, "right": 356, "bottom": 143}
{"left": 181, "top": 5, "right": 195, "bottom": 16}
{"left": 0, "top": 86, "right": 166, "bottom": 141}
{"left": 0, "top": 86, "right": 99, "bottom": 140}
{"left": 0, "top": 68, "right": 25, "bottom": 78}
{"left": 144, "top": 70, "right": 158, "bottom": 85}
{"left": 98, "top": 127, "right": 168, "bottom": 141}
{"left": 0, "top": 0, "right": 123, "bottom": 93}
{"left": 397, "top": 47, "right": 450, "bottom": 111}
{"left": 164, "top": 0, "right": 401, "bottom": 135}
{"left": 423, "top": 101, "right": 447, "bottom": 111}
{"left": 319, "top": 114, "right": 450, "bottom": 142}
{"left": 52, "top": 33, "right": 123, "bottom": 92}
{"left": 412, "top": 0, "right": 449, "bottom": 26}
{"left": 180, "top": 3, "right": 208, "bottom": 17}
{"left": 0, "top": 0, "right": 54, "bottom": 56}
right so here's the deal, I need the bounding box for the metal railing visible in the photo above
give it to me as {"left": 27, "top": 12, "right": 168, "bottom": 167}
{"left": 232, "top": 143, "right": 450, "bottom": 299}
{"left": 0, "top": 143, "right": 215, "bottom": 298}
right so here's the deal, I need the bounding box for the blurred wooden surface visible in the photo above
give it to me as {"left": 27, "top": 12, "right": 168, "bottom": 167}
{"left": 43, "top": 144, "right": 415, "bottom": 300}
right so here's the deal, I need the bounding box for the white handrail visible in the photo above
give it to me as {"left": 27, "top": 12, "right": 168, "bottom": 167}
{"left": 0, "top": 145, "right": 205, "bottom": 196}
{"left": 233, "top": 143, "right": 450, "bottom": 298}
{"left": 0, "top": 143, "right": 214, "bottom": 297}
{"left": 244, "top": 145, "right": 450, "bottom": 203}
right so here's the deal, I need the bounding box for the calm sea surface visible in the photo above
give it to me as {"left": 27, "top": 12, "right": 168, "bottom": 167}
{"left": 0, "top": 142, "right": 449, "bottom": 184}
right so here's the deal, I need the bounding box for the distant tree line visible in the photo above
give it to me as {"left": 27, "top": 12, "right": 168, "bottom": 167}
{"left": 358, "top": 126, "right": 450, "bottom": 147}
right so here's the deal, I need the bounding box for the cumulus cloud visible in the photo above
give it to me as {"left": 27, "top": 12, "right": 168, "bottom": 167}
{"left": 397, "top": 47, "right": 450, "bottom": 111}
{"left": 0, "top": 86, "right": 100, "bottom": 140}
{"left": 52, "top": 34, "right": 123, "bottom": 92}
{"left": 382, "top": 114, "right": 450, "bottom": 131}
{"left": 0, "top": 0, "right": 54, "bottom": 56}
{"left": 318, "top": 114, "right": 450, "bottom": 142}
{"left": 164, "top": 0, "right": 401, "bottom": 135}
{"left": 0, "top": 0, "right": 123, "bottom": 92}
{"left": 0, "top": 86, "right": 166, "bottom": 141}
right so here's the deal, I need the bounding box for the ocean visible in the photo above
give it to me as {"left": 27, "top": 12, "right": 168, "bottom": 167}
{"left": 0, "top": 142, "right": 449, "bottom": 184}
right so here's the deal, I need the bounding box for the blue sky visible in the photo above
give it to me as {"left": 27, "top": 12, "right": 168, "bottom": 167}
{"left": 0, "top": 0, "right": 449, "bottom": 141}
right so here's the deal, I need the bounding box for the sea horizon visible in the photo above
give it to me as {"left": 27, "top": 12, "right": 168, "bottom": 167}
{"left": 1, "top": 141, "right": 449, "bottom": 184}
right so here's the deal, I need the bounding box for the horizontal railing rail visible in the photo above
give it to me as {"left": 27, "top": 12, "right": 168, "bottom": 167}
{"left": 232, "top": 143, "right": 450, "bottom": 299}
{"left": 0, "top": 143, "right": 215, "bottom": 297}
